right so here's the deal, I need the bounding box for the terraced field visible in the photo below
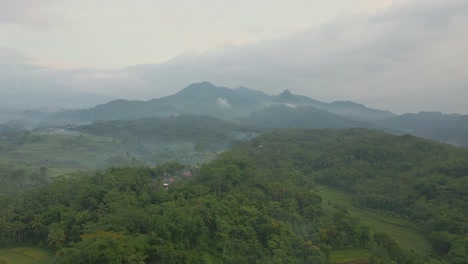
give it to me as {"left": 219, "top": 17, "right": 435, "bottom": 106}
{"left": 1, "top": 133, "right": 121, "bottom": 175}
{"left": 0, "top": 247, "right": 52, "bottom": 264}
{"left": 318, "top": 185, "right": 438, "bottom": 263}
{"left": 329, "top": 249, "right": 369, "bottom": 264}
{"left": 1, "top": 132, "right": 220, "bottom": 175}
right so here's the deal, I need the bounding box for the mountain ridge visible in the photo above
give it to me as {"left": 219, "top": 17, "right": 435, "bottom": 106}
{"left": 4, "top": 81, "right": 468, "bottom": 147}
{"left": 50, "top": 81, "right": 396, "bottom": 123}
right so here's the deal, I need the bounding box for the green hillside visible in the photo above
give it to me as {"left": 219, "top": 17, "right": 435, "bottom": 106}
{"left": 0, "top": 128, "right": 466, "bottom": 263}
{"left": 318, "top": 185, "right": 431, "bottom": 256}
{"left": 239, "top": 104, "right": 379, "bottom": 130}
{"left": 77, "top": 114, "right": 256, "bottom": 148}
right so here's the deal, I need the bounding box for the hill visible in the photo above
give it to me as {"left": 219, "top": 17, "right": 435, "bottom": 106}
{"left": 76, "top": 114, "right": 256, "bottom": 148}
{"left": 1, "top": 128, "right": 466, "bottom": 263}
{"left": 376, "top": 112, "right": 468, "bottom": 147}
{"left": 239, "top": 104, "right": 381, "bottom": 130}
{"left": 323, "top": 101, "right": 396, "bottom": 121}
{"left": 241, "top": 129, "right": 467, "bottom": 263}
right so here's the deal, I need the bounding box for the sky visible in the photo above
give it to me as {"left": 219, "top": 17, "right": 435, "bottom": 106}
{"left": 1, "top": 0, "right": 467, "bottom": 114}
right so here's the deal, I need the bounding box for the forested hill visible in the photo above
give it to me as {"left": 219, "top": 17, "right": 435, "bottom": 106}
{"left": 238, "top": 104, "right": 382, "bottom": 130}
{"left": 76, "top": 114, "right": 257, "bottom": 148}
{"left": 236, "top": 129, "right": 468, "bottom": 263}
{"left": 376, "top": 112, "right": 468, "bottom": 147}
{"left": 0, "top": 129, "right": 467, "bottom": 263}
{"left": 6, "top": 81, "right": 468, "bottom": 147}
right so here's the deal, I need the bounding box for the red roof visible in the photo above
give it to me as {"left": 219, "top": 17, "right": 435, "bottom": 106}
{"left": 182, "top": 171, "right": 193, "bottom": 177}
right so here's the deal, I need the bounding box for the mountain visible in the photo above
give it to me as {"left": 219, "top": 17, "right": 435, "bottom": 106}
{"left": 48, "top": 82, "right": 394, "bottom": 125}
{"left": 268, "top": 90, "right": 396, "bottom": 121}
{"left": 323, "top": 101, "right": 396, "bottom": 121}
{"left": 376, "top": 112, "right": 468, "bottom": 146}
{"left": 51, "top": 99, "right": 180, "bottom": 124}
{"left": 273, "top": 89, "right": 327, "bottom": 107}
{"left": 232, "top": 86, "right": 271, "bottom": 103}
{"left": 42, "top": 81, "right": 468, "bottom": 147}
{"left": 50, "top": 82, "right": 265, "bottom": 124}
{"left": 156, "top": 82, "right": 262, "bottom": 118}
{"left": 239, "top": 104, "right": 381, "bottom": 130}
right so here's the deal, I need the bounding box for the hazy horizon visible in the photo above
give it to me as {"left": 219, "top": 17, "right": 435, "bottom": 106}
{"left": 1, "top": 0, "right": 468, "bottom": 114}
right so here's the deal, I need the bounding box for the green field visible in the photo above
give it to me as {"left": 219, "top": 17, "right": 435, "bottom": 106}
{"left": 330, "top": 249, "right": 370, "bottom": 264}
{"left": 2, "top": 133, "right": 121, "bottom": 174}
{"left": 0, "top": 247, "right": 52, "bottom": 264}
{"left": 318, "top": 185, "right": 433, "bottom": 260}
{"left": 0, "top": 133, "right": 218, "bottom": 176}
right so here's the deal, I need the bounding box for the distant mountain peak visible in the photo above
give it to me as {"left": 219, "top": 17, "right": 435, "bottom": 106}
{"left": 277, "top": 89, "right": 297, "bottom": 100}
{"left": 174, "top": 82, "right": 228, "bottom": 97}
{"left": 280, "top": 89, "right": 292, "bottom": 95}
{"left": 178, "top": 81, "right": 218, "bottom": 92}
{"left": 186, "top": 81, "right": 216, "bottom": 88}
{"left": 274, "top": 89, "right": 326, "bottom": 108}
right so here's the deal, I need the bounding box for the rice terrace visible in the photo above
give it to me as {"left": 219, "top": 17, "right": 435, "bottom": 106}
{"left": 319, "top": 185, "right": 442, "bottom": 264}
{"left": 0, "top": 247, "right": 52, "bottom": 264}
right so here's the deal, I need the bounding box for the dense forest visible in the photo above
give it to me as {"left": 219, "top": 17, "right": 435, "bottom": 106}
{"left": 1, "top": 128, "right": 466, "bottom": 263}
{"left": 77, "top": 114, "right": 257, "bottom": 150}
{"left": 242, "top": 129, "right": 467, "bottom": 263}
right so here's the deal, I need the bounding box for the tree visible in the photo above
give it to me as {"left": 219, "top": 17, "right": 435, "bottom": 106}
{"left": 48, "top": 222, "right": 66, "bottom": 250}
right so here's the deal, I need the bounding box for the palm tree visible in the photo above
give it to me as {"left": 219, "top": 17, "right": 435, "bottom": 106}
{"left": 47, "top": 222, "right": 66, "bottom": 249}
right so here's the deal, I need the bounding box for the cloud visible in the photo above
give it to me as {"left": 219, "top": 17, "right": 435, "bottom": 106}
{"left": 0, "top": 0, "right": 64, "bottom": 27}
{"left": 0, "top": 48, "right": 114, "bottom": 108}
{"left": 1, "top": 0, "right": 467, "bottom": 114}
{"left": 124, "top": 0, "right": 468, "bottom": 114}
{"left": 216, "top": 97, "right": 231, "bottom": 109}
{"left": 0, "top": 47, "right": 31, "bottom": 64}
{"left": 71, "top": 71, "right": 154, "bottom": 98}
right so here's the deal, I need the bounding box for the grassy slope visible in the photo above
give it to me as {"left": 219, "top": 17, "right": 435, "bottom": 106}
{"left": 0, "top": 247, "right": 52, "bottom": 264}
{"left": 318, "top": 185, "right": 435, "bottom": 263}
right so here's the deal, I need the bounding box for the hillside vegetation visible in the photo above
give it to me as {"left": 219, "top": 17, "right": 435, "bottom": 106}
{"left": 1, "top": 129, "right": 466, "bottom": 263}
{"left": 239, "top": 104, "right": 379, "bottom": 130}
{"left": 0, "top": 115, "right": 256, "bottom": 180}
{"left": 5, "top": 82, "right": 468, "bottom": 147}
{"left": 319, "top": 186, "right": 432, "bottom": 260}
{"left": 243, "top": 129, "right": 467, "bottom": 263}
{"left": 77, "top": 114, "right": 256, "bottom": 149}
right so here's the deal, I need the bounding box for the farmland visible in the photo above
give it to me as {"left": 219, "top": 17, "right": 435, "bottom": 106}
{"left": 318, "top": 185, "right": 441, "bottom": 263}
{"left": 0, "top": 247, "right": 52, "bottom": 264}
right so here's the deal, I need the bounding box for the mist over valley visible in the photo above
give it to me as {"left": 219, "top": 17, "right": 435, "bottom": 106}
{"left": 1, "top": 1, "right": 467, "bottom": 263}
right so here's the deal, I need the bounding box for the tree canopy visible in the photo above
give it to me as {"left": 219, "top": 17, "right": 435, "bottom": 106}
{"left": 0, "top": 128, "right": 466, "bottom": 263}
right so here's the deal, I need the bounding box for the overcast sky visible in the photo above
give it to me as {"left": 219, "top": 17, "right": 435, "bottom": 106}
{"left": 1, "top": 0, "right": 467, "bottom": 114}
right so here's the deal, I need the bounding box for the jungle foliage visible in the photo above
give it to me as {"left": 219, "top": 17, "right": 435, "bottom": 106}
{"left": 0, "top": 129, "right": 466, "bottom": 263}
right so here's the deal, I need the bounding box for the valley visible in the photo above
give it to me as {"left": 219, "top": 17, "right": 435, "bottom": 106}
{"left": 0, "top": 83, "right": 467, "bottom": 264}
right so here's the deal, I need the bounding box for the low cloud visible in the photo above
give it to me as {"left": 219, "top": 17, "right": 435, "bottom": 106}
{"left": 216, "top": 97, "right": 231, "bottom": 109}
